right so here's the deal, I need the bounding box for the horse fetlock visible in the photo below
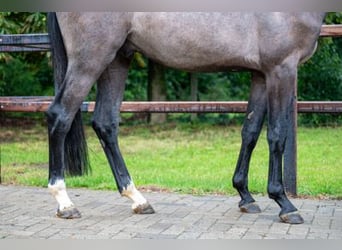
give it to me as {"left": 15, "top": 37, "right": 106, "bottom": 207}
{"left": 121, "top": 182, "right": 154, "bottom": 214}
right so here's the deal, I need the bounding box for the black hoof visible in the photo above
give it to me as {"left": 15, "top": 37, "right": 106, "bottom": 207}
{"left": 279, "top": 211, "right": 304, "bottom": 224}
{"left": 133, "top": 203, "right": 155, "bottom": 214}
{"left": 56, "top": 207, "right": 82, "bottom": 219}
{"left": 240, "top": 202, "right": 262, "bottom": 213}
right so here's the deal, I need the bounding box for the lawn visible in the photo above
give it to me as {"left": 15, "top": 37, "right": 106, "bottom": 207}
{"left": 0, "top": 121, "right": 341, "bottom": 199}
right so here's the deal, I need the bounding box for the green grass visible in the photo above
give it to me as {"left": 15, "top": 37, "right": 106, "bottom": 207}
{"left": 0, "top": 122, "right": 341, "bottom": 199}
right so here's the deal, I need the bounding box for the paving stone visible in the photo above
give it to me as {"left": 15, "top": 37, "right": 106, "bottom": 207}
{"left": 97, "top": 224, "right": 123, "bottom": 235}
{"left": 282, "top": 233, "right": 306, "bottom": 239}
{"left": 269, "top": 222, "right": 290, "bottom": 234}
{"left": 330, "top": 219, "right": 342, "bottom": 230}
{"left": 164, "top": 224, "right": 188, "bottom": 234}
{"left": 24, "top": 223, "right": 51, "bottom": 233}
{"left": 287, "top": 225, "right": 310, "bottom": 237}
{"left": 199, "top": 231, "right": 226, "bottom": 239}
{"left": 311, "top": 217, "right": 332, "bottom": 228}
{"left": 1, "top": 185, "right": 341, "bottom": 239}
{"left": 208, "top": 221, "right": 233, "bottom": 232}
{"left": 247, "top": 224, "right": 271, "bottom": 234}
{"left": 306, "top": 231, "right": 329, "bottom": 239}
{"left": 134, "top": 232, "right": 178, "bottom": 239}
{"left": 32, "top": 228, "right": 61, "bottom": 238}
{"left": 111, "top": 231, "right": 137, "bottom": 239}
{"left": 148, "top": 222, "right": 173, "bottom": 233}
{"left": 242, "top": 231, "right": 265, "bottom": 239}
{"left": 192, "top": 217, "right": 217, "bottom": 231}
{"left": 225, "top": 226, "right": 249, "bottom": 239}
{"left": 328, "top": 230, "right": 342, "bottom": 239}
{"left": 177, "top": 231, "right": 202, "bottom": 239}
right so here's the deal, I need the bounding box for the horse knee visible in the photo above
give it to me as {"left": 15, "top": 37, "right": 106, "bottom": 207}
{"left": 46, "top": 105, "right": 72, "bottom": 136}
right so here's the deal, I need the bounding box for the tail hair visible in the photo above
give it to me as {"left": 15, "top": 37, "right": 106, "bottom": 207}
{"left": 47, "top": 12, "right": 91, "bottom": 176}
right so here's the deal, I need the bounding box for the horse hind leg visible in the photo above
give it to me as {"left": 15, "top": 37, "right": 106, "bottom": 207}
{"left": 47, "top": 13, "right": 134, "bottom": 218}
{"left": 92, "top": 55, "right": 154, "bottom": 214}
{"left": 48, "top": 179, "right": 81, "bottom": 219}
{"left": 47, "top": 71, "right": 98, "bottom": 219}
{"left": 232, "top": 72, "right": 266, "bottom": 214}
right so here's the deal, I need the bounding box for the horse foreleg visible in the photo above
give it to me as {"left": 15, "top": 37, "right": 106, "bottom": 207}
{"left": 265, "top": 61, "right": 304, "bottom": 224}
{"left": 92, "top": 56, "right": 154, "bottom": 214}
{"left": 233, "top": 72, "right": 266, "bottom": 214}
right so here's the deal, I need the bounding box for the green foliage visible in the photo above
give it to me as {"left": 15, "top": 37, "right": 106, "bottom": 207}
{"left": 299, "top": 39, "right": 342, "bottom": 102}
{"left": 325, "top": 12, "right": 342, "bottom": 24}
{"left": 197, "top": 72, "right": 251, "bottom": 101}
{"left": 297, "top": 13, "right": 342, "bottom": 126}
{"left": 125, "top": 58, "right": 148, "bottom": 101}
{"left": 0, "top": 12, "right": 47, "bottom": 34}
{"left": 165, "top": 69, "right": 190, "bottom": 101}
{"left": 0, "top": 54, "right": 53, "bottom": 96}
{"left": 0, "top": 12, "right": 52, "bottom": 97}
{"left": 0, "top": 58, "right": 39, "bottom": 95}
{"left": 0, "top": 12, "right": 18, "bottom": 34}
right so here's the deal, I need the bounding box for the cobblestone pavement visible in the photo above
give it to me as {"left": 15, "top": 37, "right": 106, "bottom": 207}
{"left": 0, "top": 185, "right": 341, "bottom": 239}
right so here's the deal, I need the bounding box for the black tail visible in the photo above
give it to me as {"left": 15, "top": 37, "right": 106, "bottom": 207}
{"left": 47, "top": 12, "right": 90, "bottom": 176}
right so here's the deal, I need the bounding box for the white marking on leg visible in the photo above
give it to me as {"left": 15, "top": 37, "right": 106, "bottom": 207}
{"left": 247, "top": 111, "right": 254, "bottom": 120}
{"left": 48, "top": 179, "right": 74, "bottom": 211}
{"left": 121, "top": 181, "right": 147, "bottom": 210}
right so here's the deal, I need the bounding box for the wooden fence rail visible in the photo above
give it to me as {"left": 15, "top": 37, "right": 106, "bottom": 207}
{"left": 1, "top": 24, "right": 342, "bottom": 195}
{"left": 1, "top": 97, "right": 342, "bottom": 114}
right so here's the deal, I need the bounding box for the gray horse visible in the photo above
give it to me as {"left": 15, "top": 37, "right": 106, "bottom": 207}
{"left": 47, "top": 12, "right": 325, "bottom": 224}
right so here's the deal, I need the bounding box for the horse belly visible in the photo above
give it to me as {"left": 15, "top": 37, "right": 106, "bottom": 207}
{"left": 128, "top": 13, "right": 260, "bottom": 72}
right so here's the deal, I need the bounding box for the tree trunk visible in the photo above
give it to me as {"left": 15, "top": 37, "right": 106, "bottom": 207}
{"left": 148, "top": 60, "right": 167, "bottom": 124}
{"left": 190, "top": 73, "right": 198, "bottom": 121}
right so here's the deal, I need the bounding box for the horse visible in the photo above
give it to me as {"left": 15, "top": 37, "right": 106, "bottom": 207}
{"left": 46, "top": 12, "right": 325, "bottom": 224}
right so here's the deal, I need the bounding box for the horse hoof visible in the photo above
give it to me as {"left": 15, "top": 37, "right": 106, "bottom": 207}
{"left": 240, "top": 202, "right": 262, "bottom": 213}
{"left": 56, "top": 207, "right": 82, "bottom": 219}
{"left": 133, "top": 203, "right": 155, "bottom": 214}
{"left": 279, "top": 211, "right": 304, "bottom": 224}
